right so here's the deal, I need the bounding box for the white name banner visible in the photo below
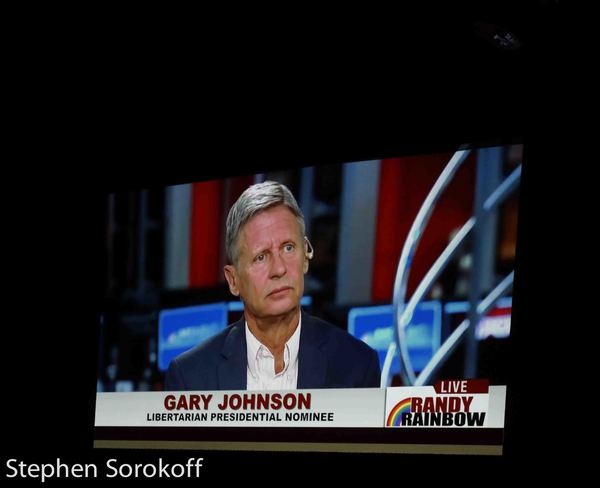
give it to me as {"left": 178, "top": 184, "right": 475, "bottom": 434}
{"left": 95, "top": 388, "right": 386, "bottom": 428}
{"left": 95, "top": 380, "right": 506, "bottom": 429}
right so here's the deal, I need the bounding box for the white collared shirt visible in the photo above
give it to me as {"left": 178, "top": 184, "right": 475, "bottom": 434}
{"left": 245, "top": 315, "right": 301, "bottom": 390}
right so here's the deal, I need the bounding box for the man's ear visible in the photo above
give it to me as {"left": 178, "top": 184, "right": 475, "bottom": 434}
{"left": 224, "top": 265, "right": 240, "bottom": 296}
{"left": 303, "top": 239, "right": 310, "bottom": 274}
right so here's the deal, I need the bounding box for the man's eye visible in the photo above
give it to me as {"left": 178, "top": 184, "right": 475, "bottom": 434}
{"left": 284, "top": 244, "right": 294, "bottom": 252}
{"left": 255, "top": 254, "right": 265, "bottom": 262}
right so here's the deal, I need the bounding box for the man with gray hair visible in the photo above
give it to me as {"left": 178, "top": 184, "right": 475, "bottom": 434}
{"left": 166, "top": 181, "right": 380, "bottom": 391}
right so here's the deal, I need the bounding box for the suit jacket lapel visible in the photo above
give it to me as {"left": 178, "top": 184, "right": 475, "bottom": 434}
{"left": 218, "top": 317, "right": 248, "bottom": 390}
{"left": 297, "top": 311, "right": 328, "bottom": 389}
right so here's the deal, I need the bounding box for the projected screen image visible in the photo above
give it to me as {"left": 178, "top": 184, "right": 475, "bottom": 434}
{"left": 95, "top": 142, "right": 522, "bottom": 455}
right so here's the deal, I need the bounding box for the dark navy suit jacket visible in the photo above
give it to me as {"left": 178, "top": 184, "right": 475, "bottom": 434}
{"left": 165, "top": 311, "right": 381, "bottom": 391}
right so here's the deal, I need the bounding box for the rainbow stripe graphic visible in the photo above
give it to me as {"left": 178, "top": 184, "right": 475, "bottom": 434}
{"left": 386, "top": 397, "right": 413, "bottom": 426}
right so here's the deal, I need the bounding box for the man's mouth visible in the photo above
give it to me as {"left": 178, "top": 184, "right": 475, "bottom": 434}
{"left": 268, "top": 286, "right": 292, "bottom": 297}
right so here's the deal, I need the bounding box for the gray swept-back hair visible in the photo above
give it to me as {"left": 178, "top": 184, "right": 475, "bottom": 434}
{"left": 226, "top": 180, "right": 305, "bottom": 266}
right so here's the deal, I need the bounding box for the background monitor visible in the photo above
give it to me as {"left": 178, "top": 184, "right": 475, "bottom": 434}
{"left": 348, "top": 301, "right": 442, "bottom": 376}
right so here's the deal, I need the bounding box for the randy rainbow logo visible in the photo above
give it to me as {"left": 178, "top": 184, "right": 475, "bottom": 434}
{"left": 386, "top": 379, "right": 489, "bottom": 427}
{"left": 386, "top": 397, "right": 413, "bottom": 426}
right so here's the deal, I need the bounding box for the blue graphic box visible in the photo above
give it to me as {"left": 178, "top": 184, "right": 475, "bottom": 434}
{"left": 348, "top": 301, "right": 442, "bottom": 375}
{"left": 158, "top": 303, "right": 228, "bottom": 371}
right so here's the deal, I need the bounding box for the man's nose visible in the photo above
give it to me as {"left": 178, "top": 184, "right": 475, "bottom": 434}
{"left": 269, "top": 251, "right": 287, "bottom": 278}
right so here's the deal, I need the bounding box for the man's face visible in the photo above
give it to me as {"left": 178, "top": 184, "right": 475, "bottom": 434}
{"left": 224, "top": 205, "right": 308, "bottom": 320}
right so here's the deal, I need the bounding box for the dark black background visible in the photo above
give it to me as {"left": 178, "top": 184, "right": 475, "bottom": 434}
{"left": 3, "top": 4, "right": 575, "bottom": 484}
